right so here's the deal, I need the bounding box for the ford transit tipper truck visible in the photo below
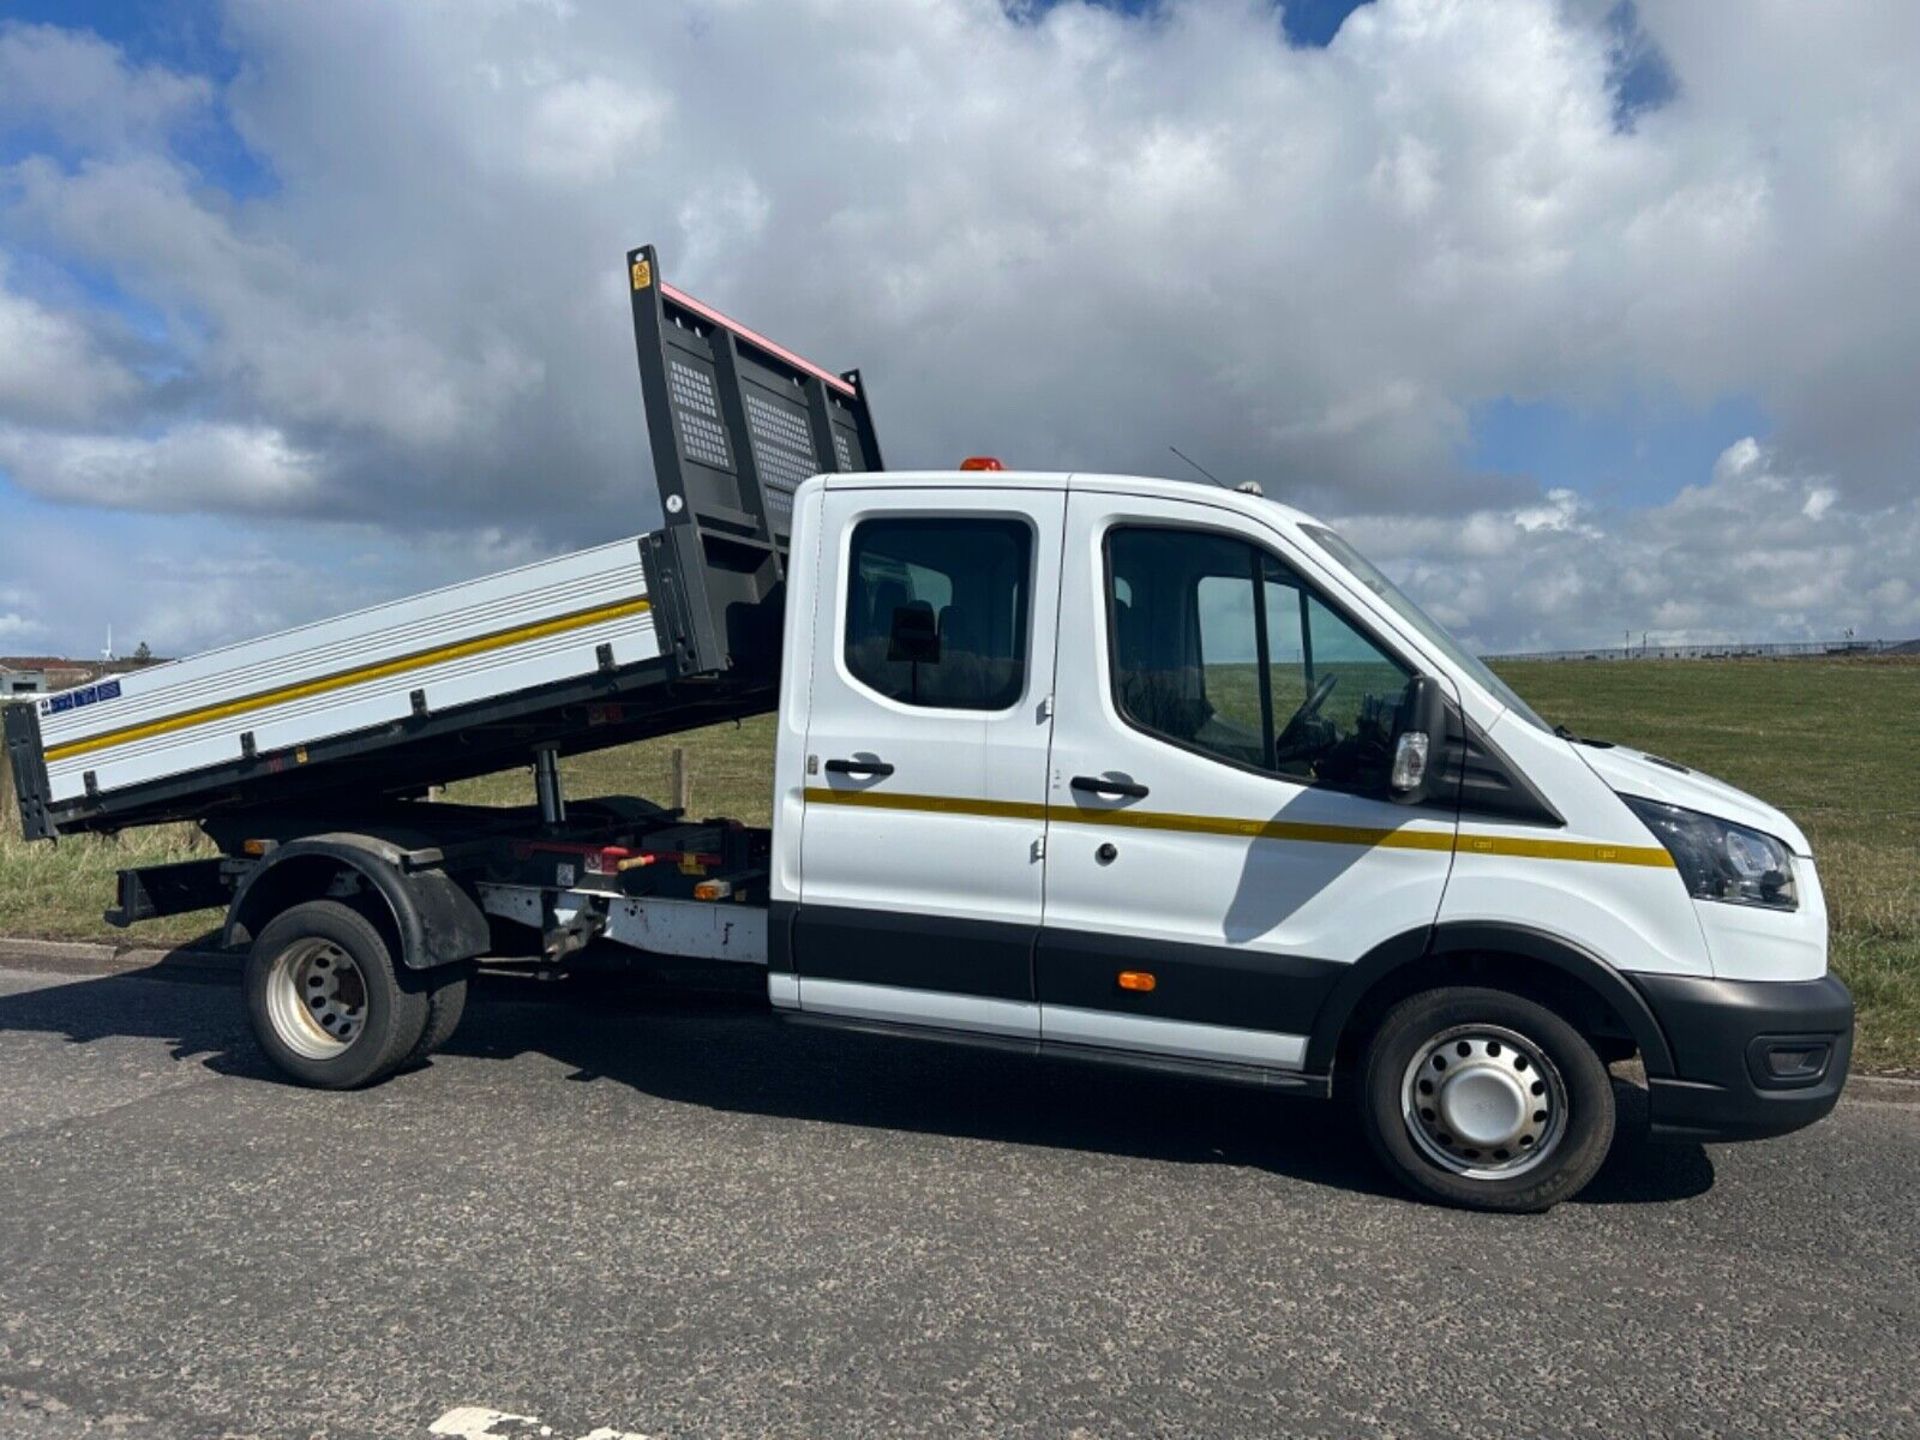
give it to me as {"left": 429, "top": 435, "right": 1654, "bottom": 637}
{"left": 5, "top": 247, "right": 1851, "bottom": 1210}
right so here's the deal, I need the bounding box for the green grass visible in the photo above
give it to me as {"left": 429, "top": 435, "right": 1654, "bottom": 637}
{"left": 5, "top": 657, "right": 1916, "bottom": 1069}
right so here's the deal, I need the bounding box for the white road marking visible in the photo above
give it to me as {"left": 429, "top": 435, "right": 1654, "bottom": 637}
{"left": 430, "top": 1405, "right": 653, "bottom": 1440}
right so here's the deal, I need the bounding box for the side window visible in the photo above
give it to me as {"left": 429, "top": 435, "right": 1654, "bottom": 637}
{"left": 1106, "top": 527, "right": 1411, "bottom": 785}
{"left": 844, "top": 517, "right": 1031, "bottom": 710}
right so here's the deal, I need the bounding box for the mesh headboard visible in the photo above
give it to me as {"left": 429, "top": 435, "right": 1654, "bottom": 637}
{"left": 627, "top": 244, "right": 883, "bottom": 553}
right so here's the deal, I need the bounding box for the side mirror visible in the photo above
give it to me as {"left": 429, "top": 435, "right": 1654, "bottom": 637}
{"left": 887, "top": 600, "right": 941, "bottom": 664}
{"left": 1389, "top": 674, "right": 1446, "bottom": 805}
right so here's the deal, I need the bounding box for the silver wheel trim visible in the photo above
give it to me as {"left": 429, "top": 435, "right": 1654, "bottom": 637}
{"left": 1400, "top": 1022, "right": 1570, "bottom": 1182}
{"left": 265, "top": 939, "right": 368, "bottom": 1061}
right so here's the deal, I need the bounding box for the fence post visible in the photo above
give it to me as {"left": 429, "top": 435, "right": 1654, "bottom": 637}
{"left": 671, "top": 745, "right": 692, "bottom": 814}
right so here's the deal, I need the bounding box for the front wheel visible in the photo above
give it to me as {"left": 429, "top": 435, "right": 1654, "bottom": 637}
{"left": 246, "top": 900, "right": 429, "bottom": 1089}
{"left": 1361, "top": 986, "right": 1615, "bottom": 1212}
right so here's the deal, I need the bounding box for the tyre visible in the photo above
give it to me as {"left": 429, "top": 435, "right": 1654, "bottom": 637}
{"left": 401, "top": 962, "right": 474, "bottom": 1068}
{"left": 1360, "top": 986, "right": 1615, "bottom": 1212}
{"left": 245, "top": 899, "right": 429, "bottom": 1089}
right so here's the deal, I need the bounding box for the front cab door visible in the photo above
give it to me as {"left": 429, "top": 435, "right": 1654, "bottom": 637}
{"left": 1039, "top": 488, "right": 1460, "bottom": 1072}
{"left": 793, "top": 481, "right": 1066, "bottom": 1038}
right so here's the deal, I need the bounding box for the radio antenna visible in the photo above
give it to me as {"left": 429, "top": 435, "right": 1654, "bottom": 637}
{"left": 1168, "top": 445, "right": 1227, "bottom": 489}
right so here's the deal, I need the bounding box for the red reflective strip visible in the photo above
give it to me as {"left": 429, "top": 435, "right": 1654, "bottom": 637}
{"left": 661, "top": 282, "right": 858, "bottom": 398}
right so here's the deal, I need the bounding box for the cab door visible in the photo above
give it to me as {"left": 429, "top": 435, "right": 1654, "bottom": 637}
{"left": 793, "top": 482, "right": 1065, "bottom": 1038}
{"left": 1038, "top": 488, "right": 1459, "bottom": 1071}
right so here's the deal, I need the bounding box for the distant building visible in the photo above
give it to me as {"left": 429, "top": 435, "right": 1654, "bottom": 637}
{"left": 0, "top": 657, "right": 115, "bottom": 693}
{"left": 0, "top": 663, "right": 49, "bottom": 697}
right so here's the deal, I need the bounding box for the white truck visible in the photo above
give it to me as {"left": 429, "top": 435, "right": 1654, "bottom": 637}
{"left": 6, "top": 247, "right": 1851, "bottom": 1211}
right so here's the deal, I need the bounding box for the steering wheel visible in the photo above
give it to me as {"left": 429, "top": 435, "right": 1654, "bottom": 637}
{"left": 1274, "top": 672, "right": 1339, "bottom": 754}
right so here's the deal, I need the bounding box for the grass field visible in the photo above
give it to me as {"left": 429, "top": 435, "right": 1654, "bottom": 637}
{"left": 5, "top": 657, "right": 1916, "bottom": 1069}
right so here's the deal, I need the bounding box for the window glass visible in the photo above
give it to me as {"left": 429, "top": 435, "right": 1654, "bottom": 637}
{"left": 1107, "top": 527, "right": 1411, "bottom": 785}
{"left": 1300, "top": 522, "right": 1550, "bottom": 732}
{"left": 845, "top": 517, "right": 1031, "bottom": 710}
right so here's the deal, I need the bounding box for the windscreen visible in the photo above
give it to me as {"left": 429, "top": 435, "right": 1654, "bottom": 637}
{"left": 1301, "top": 523, "right": 1551, "bottom": 732}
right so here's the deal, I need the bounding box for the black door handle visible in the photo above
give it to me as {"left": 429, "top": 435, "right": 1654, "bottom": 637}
{"left": 1071, "top": 774, "right": 1149, "bottom": 800}
{"left": 825, "top": 758, "right": 895, "bottom": 778}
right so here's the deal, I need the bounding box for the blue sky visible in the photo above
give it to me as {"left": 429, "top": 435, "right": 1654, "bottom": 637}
{"left": 2, "top": 0, "right": 1916, "bottom": 659}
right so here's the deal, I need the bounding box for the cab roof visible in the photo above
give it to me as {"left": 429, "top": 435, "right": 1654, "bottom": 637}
{"left": 817, "top": 469, "right": 1326, "bottom": 533}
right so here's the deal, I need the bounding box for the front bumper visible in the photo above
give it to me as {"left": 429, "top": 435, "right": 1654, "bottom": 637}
{"left": 1632, "top": 972, "right": 1854, "bottom": 1142}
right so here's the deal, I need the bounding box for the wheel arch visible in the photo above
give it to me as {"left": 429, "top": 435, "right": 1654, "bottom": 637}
{"left": 223, "top": 836, "right": 489, "bottom": 972}
{"left": 1306, "top": 921, "right": 1676, "bottom": 1079}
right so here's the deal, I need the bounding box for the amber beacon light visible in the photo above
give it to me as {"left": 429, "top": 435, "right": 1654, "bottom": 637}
{"left": 959, "top": 456, "right": 1005, "bottom": 471}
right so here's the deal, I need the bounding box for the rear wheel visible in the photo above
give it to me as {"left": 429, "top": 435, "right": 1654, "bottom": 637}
{"left": 1361, "top": 986, "right": 1615, "bottom": 1212}
{"left": 402, "top": 962, "right": 474, "bottom": 1067}
{"left": 246, "top": 900, "right": 428, "bottom": 1089}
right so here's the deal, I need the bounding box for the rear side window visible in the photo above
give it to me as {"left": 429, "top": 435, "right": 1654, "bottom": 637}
{"left": 844, "top": 517, "right": 1031, "bottom": 710}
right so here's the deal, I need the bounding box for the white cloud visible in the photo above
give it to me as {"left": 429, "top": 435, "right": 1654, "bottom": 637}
{"left": 0, "top": 0, "right": 1918, "bottom": 652}
{"left": 0, "top": 261, "right": 140, "bottom": 425}
{"left": 0, "top": 22, "right": 209, "bottom": 152}
{"left": 1341, "top": 438, "right": 1920, "bottom": 651}
{"left": 0, "top": 421, "right": 321, "bottom": 512}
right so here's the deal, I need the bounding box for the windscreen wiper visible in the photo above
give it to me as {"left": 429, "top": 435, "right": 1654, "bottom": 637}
{"left": 1554, "top": 723, "right": 1613, "bottom": 748}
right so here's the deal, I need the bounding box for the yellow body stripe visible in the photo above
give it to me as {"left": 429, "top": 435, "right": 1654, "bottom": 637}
{"left": 45, "top": 596, "right": 652, "bottom": 763}
{"left": 802, "top": 786, "right": 1674, "bottom": 868}
{"left": 803, "top": 787, "right": 1048, "bottom": 822}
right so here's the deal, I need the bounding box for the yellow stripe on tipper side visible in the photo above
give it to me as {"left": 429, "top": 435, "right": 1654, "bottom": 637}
{"left": 44, "top": 596, "right": 652, "bottom": 764}
{"left": 801, "top": 786, "right": 1673, "bottom": 868}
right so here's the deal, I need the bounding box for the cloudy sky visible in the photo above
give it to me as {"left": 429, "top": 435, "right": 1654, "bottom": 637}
{"left": 1, "top": 0, "right": 1916, "bottom": 659}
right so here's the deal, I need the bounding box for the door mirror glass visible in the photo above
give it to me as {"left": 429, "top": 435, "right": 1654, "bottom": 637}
{"left": 1388, "top": 673, "right": 1448, "bottom": 805}
{"left": 1390, "top": 731, "right": 1430, "bottom": 792}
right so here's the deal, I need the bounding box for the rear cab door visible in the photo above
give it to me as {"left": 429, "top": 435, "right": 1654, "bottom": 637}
{"left": 789, "top": 477, "right": 1066, "bottom": 1037}
{"left": 1039, "top": 481, "right": 1461, "bottom": 1072}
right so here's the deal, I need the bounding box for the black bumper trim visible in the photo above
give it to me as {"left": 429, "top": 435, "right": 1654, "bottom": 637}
{"left": 1631, "top": 972, "right": 1853, "bottom": 1142}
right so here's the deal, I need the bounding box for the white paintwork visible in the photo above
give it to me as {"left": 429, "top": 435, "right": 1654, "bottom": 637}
{"left": 429, "top": 1406, "right": 653, "bottom": 1440}
{"left": 603, "top": 896, "right": 767, "bottom": 964}
{"left": 768, "top": 971, "right": 800, "bottom": 1009}
{"left": 1040, "top": 1005, "right": 1308, "bottom": 1069}
{"left": 477, "top": 884, "right": 770, "bottom": 966}
{"left": 769, "top": 482, "right": 826, "bottom": 912}
{"left": 39, "top": 537, "right": 659, "bottom": 804}
{"left": 1435, "top": 710, "right": 1713, "bottom": 978}
{"left": 1693, "top": 861, "right": 1831, "bottom": 982}
{"left": 1573, "top": 740, "right": 1813, "bottom": 856}
{"left": 429, "top": 1409, "right": 542, "bottom": 1438}
{"left": 478, "top": 883, "right": 545, "bottom": 928}
{"left": 791, "top": 482, "right": 1065, "bottom": 1034}
{"left": 799, "top": 978, "right": 1040, "bottom": 1038}
{"left": 1041, "top": 485, "right": 1459, "bottom": 968}
{"left": 786, "top": 470, "right": 1829, "bottom": 999}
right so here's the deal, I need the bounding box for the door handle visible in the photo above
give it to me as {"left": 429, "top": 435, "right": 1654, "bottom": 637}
{"left": 1071, "top": 774, "right": 1149, "bottom": 800}
{"left": 825, "top": 758, "right": 895, "bottom": 778}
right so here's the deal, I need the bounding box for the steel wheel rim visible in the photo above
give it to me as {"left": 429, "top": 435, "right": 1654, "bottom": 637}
{"left": 1401, "top": 1023, "right": 1569, "bottom": 1181}
{"left": 265, "top": 939, "right": 368, "bottom": 1060}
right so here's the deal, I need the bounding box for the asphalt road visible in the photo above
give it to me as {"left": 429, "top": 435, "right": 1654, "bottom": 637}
{"left": 0, "top": 953, "right": 1916, "bottom": 1440}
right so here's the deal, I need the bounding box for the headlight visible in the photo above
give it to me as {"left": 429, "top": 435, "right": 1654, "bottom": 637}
{"left": 1621, "top": 796, "right": 1798, "bottom": 910}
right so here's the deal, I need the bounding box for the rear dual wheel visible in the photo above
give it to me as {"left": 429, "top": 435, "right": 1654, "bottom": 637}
{"left": 1361, "top": 986, "right": 1615, "bottom": 1212}
{"left": 246, "top": 900, "right": 469, "bottom": 1089}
